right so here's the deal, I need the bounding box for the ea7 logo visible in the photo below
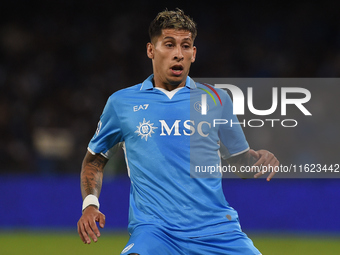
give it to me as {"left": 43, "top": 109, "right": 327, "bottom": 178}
{"left": 133, "top": 104, "right": 149, "bottom": 112}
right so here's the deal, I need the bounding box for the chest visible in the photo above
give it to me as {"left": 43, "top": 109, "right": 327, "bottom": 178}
{"left": 116, "top": 89, "right": 223, "bottom": 142}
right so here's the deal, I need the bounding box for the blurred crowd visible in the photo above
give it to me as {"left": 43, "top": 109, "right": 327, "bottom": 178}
{"left": 1, "top": 1, "right": 339, "bottom": 175}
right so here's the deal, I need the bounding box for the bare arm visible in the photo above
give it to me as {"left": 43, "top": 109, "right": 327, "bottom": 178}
{"left": 78, "top": 151, "right": 108, "bottom": 244}
{"left": 80, "top": 151, "right": 108, "bottom": 199}
{"left": 226, "top": 149, "right": 279, "bottom": 181}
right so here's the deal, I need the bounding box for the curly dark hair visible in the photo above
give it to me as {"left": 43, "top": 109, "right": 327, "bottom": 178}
{"left": 148, "top": 8, "right": 197, "bottom": 42}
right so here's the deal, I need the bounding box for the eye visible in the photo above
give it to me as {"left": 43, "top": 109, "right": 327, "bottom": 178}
{"left": 182, "top": 44, "right": 190, "bottom": 49}
{"left": 165, "top": 43, "right": 173, "bottom": 48}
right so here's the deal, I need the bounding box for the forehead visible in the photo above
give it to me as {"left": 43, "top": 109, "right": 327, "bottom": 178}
{"left": 159, "top": 29, "right": 193, "bottom": 41}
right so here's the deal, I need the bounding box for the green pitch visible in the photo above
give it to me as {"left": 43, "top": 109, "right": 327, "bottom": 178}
{"left": 1, "top": 231, "right": 340, "bottom": 255}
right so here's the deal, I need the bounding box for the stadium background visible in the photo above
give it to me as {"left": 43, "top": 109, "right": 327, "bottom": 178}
{"left": 1, "top": 1, "right": 340, "bottom": 254}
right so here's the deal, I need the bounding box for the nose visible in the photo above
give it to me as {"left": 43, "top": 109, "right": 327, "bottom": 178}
{"left": 174, "top": 45, "right": 184, "bottom": 61}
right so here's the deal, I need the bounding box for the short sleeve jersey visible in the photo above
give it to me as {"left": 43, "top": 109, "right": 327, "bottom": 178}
{"left": 88, "top": 75, "right": 249, "bottom": 237}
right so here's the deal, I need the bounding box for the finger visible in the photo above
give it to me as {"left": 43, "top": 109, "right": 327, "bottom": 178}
{"left": 77, "top": 221, "right": 87, "bottom": 244}
{"left": 80, "top": 221, "right": 92, "bottom": 244}
{"left": 267, "top": 170, "right": 276, "bottom": 181}
{"left": 266, "top": 158, "right": 280, "bottom": 181}
{"left": 272, "top": 157, "right": 280, "bottom": 167}
{"left": 253, "top": 160, "right": 273, "bottom": 178}
{"left": 254, "top": 158, "right": 280, "bottom": 179}
{"left": 254, "top": 151, "right": 276, "bottom": 167}
{"left": 252, "top": 154, "right": 267, "bottom": 167}
{"left": 254, "top": 171, "right": 263, "bottom": 178}
{"left": 249, "top": 149, "right": 259, "bottom": 160}
{"left": 253, "top": 166, "right": 269, "bottom": 178}
{"left": 88, "top": 220, "right": 100, "bottom": 242}
{"left": 254, "top": 163, "right": 275, "bottom": 178}
{"left": 99, "top": 213, "right": 106, "bottom": 228}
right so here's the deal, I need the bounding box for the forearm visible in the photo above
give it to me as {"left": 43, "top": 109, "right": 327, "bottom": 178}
{"left": 80, "top": 151, "right": 108, "bottom": 199}
{"left": 78, "top": 152, "right": 107, "bottom": 244}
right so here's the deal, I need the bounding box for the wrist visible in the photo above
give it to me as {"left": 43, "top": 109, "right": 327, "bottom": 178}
{"left": 82, "top": 194, "right": 100, "bottom": 212}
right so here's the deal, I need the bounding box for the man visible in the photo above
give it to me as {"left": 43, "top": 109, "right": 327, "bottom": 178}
{"left": 77, "top": 9, "right": 279, "bottom": 255}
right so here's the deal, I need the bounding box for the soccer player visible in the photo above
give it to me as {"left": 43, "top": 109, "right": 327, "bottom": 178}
{"left": 77, "top": 9, "right": 279, "bottom": 255}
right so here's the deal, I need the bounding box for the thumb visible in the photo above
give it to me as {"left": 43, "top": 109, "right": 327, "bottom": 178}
{"left": 249, "top": 149, "right": 259, "bottom": 160}
{"left": 98, "top": 213, "right": 106, "bottom": 228}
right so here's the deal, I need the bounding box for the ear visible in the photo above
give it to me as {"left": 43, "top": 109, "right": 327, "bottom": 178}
{"left": 147, "top": 42, "right": 154, "bottom": 59}
{"left": 191, "top": 46, "right": 197, "bottom": 63}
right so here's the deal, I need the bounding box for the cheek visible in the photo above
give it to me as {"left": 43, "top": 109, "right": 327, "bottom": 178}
{"left": 153, "top": 55, "right": 170, "bottom": 73}
{"left": 154, "top": 51, "right": 168, "bottom": 63}
{"left": 186, "top": 55, "right": 195, "bottom": 64}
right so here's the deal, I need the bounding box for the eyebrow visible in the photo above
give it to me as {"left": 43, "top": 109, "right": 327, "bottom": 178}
{"left": 162, "top": 36, "right": 192, "bottom": 42}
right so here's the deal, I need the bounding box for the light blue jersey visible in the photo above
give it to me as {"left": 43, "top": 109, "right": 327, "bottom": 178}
{"left": 88, "top": 75, "right": 249, "bottom": 237}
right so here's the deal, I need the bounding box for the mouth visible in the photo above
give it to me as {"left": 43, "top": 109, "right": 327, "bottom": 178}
{"left": 170, "top": 64, "right": 184, "bottom": 76}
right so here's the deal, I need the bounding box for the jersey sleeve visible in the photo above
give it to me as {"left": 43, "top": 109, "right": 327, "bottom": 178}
{"left": 88, "top": 95, "right": 123, "bottom": 158}
{"left": 218, "top": 90, "right": 249, "bottom": 159}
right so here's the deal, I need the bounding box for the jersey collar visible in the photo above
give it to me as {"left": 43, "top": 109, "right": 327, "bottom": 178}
{"left": 140, "top": 74, "right": 197, "bottom": 90}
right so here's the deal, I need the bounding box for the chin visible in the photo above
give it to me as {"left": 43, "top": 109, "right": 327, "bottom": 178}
{"left": 167, "top": 79, "right": 182, "bottom": 87}
{"left": 167, "top": 75, "right": 186, "bottom": 87}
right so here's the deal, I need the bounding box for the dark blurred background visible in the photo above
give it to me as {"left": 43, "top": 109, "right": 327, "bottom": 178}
{"left": 1, "top": 1, "right": 340, "bottom": 232}
{"left": 1, "top": 1, "right": 340, "bottom": 175}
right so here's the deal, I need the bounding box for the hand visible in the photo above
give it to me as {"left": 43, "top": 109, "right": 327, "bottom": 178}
{"left": 77, "top": 206, "right": 106, "bottom": 244}
{"left": 249, "top": 149, "right": 279, "bottom": 181}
